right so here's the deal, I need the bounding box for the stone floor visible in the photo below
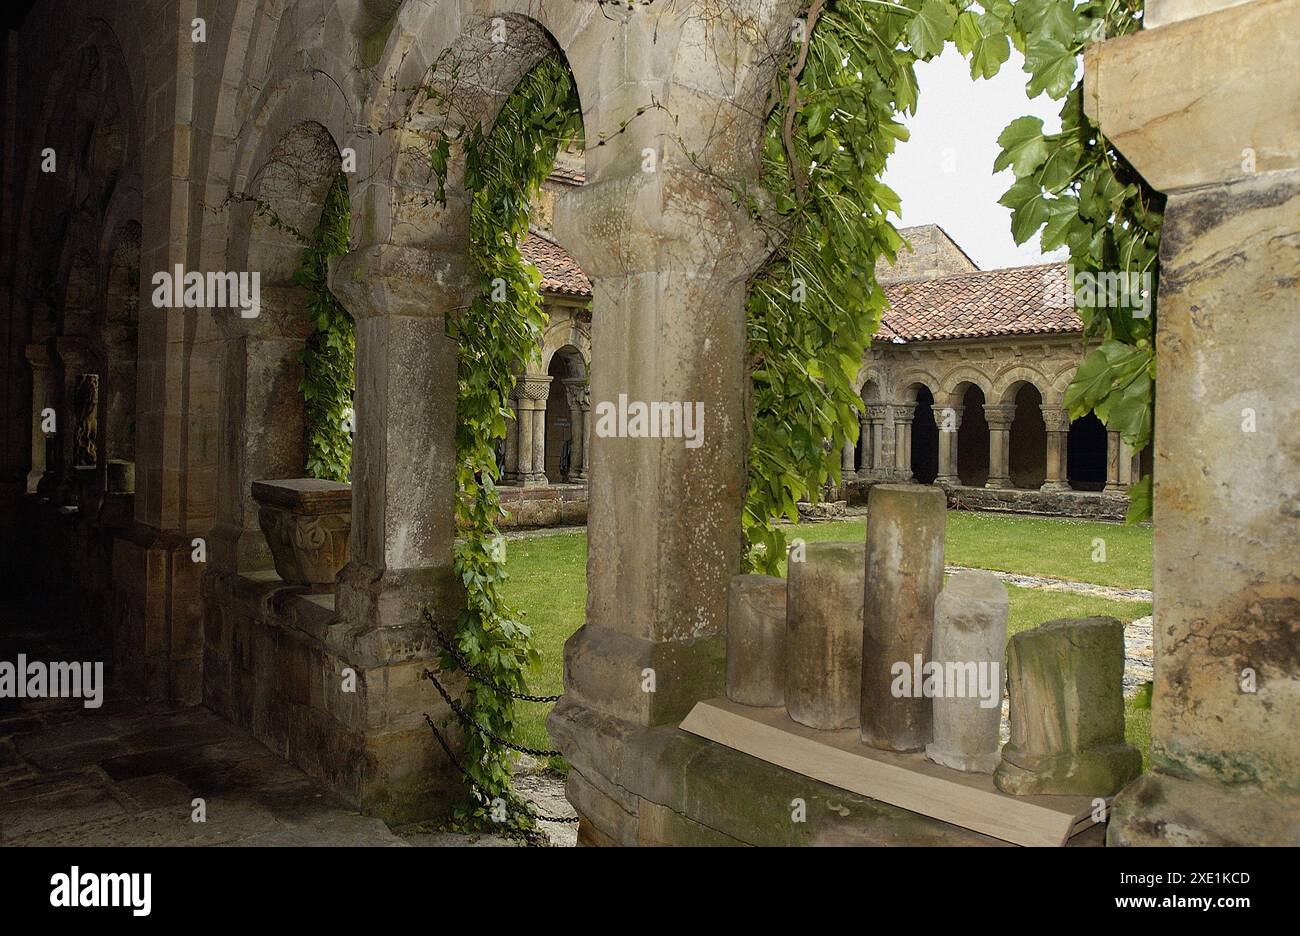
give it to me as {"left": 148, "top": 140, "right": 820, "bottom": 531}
{"left": 0, "top": 602, "right": 574, "bottom": 847}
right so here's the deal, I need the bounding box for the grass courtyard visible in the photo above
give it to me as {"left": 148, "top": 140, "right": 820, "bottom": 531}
{"left": 497, "top": 511, "right": 1154, "bottom": 769}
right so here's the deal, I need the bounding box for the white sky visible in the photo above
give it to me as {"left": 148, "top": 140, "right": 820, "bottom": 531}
{"left": 881, "top": 45, "right": 1070, "bottom": 271}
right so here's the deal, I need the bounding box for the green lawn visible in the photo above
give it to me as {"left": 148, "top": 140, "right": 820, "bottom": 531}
{"left": 782, "top": 511, "right": 1152, "bottom": 590}
{"left": 498, "top": 513, "right": 1154, "bottom": 768}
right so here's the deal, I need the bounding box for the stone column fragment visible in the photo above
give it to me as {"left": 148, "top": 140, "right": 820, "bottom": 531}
{"left": 726, "top": 574, "right": 788, "bottom": 707}
{"left": 860, "top": 483, "right": 946, "bottom": 751}
{"left": 994, "top": 616, "right": 1142, "bottom": 796}
{"left": 786, "top": 542, "right": 865, "bottom": 729}
{"left": 925, "top": 571, "right": 1008, "bottom": 773}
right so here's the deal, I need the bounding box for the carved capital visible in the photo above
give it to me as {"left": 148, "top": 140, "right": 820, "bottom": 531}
{"left": 1040, "top": 406, "right": 1071, "bottom": 432}
{"left": 983, "top": 403, "right": 1018, "bottom": 429}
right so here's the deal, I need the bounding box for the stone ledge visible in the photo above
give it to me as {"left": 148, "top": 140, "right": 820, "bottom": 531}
{"left": 549, "top": 698, "right": 1032, "bottom": 846}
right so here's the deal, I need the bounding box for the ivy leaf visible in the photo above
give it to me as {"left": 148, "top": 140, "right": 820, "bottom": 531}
{"left": 994, "top": 116, "right": 1049, "bottom": 178}
{"left": 908, "top": 0, "right": 957, "bottom": 59}
{"left": 1000, "top": 176, "right": 1049, "bottom": 244}
{"left": 1037, "top": 0, "right": 1082, "bottom": 45}
{"left": 953, "top": 11, "right": 982, "bottom": 55}
{"left": 1040, "top": 195, "right": 1078, "bottom": 251}
{"left": 969, "top": 32, "right": 1010, "bottom": 80}
{"left": 1024, "top": 35, "right": 1078, "bottom": 100}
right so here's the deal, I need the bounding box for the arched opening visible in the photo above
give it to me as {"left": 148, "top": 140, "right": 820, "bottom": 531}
{"left": 1067, "top": 412, "right": 1108, "bottom": 491}
{"left": 855, "top": 379, "right": 881, "bottom": 472}
{"left": 957, "top": 383, "right": 989, "bottom": 487}
{"left": 910, "top": 384, "right": 939, "bottom": 484}
{"left": 219, "top": 120, "right": 344, "bottom": 573}
{"left": 1007, "top": 383, "right": 1046, "bottom": 489}
{"left": 545, "top": 346, "right": 586, "bottom": 483}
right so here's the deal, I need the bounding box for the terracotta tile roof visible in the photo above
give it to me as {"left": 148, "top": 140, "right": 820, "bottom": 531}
{"left": 880, "top": 263, "right": 1080, "bottom": 341}
{"left": 522, "top": 235, "right": 1078, "bottom": 343}
{"left": 521, "top": 231, "right": 592, "bottom": 298}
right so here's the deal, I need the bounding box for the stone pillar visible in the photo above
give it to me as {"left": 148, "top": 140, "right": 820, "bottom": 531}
{"left": 983, "top": 402, "right": 1016, "bottom": 489}
{"left": 563, "top": 378, "right": 588, "bottom": 482}
{"left": 892, "top": 403, "right": 915, "bottom": 480}
{"left": 25, "top": 344, "right": 51, "bottom": 493}
{"left": 516, "top": 375, "right": 550, "bottom": 486}
{"left": 328, "top": 245, "right": 462, "bottom": 636}
{"left": 994, "top": 617, "right": 1142, "bottom": 796}
{"left": 726, "top": 574, "right": 787, "bottom": 707}
{"left": 1040, "top": 406, "right": 1071, "bottom": 492}
{"left": 934, "top": 404, "right": 962, "bottom": 485}
{"left": 841, "top": 437, "right": 855, "bottom": 477}
{"left": 503, "top": 390, "right": 521, "bottom": 483}
{"left": 926, "top": 570, "right": 1008, "bottom": 773}
{"left": 1117, "top": 438, "right": 1135, "bottom": 486}
{"left": 855, "top": 413, "right": 872, "bottom": 478}
{"left": 513, "top": 379, "right": 534, "bottom": 485}
{"left": 860, "top": 483, "right": 946, "bottom": 752}
{"left": 866, "top": 404, "right": 888, "bottom": 474}
{"left": 1085, "top": 0, "right": 1300, "bottom": 844}
{"left": 786, "top": 542, "right": 864, "bottom": 730}
{"left": 1103, "top": 429, "right": 1124, "bottom": 492}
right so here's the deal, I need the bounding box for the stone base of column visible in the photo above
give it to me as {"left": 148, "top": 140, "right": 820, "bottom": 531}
{"left": 985, "top": 477, "right": 1012, "bottom": 489}
{"left": 1040, "top": 480, "right": 1071, "bottom": 493}
{"left": 516, "top": 473, "right": 549, "bottom": 488}
{"left": 1103, "top": 482, "right": 1127, "bottom": 494}
{"left": 1108, "top": 770, "right": 1300, "bottom": 846}
{"left": 934, "top": 474, "right": 959, "bottom": 486}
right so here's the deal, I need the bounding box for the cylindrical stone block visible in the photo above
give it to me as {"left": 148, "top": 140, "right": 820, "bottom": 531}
{"left": 994, "top": 616, "right": 1143, "bottom": 796}
{"left": 726, "top": 574, "right": 788, "bottom": 707}
{"left": 925, "top": 570, "right": 1008, "bottom": 773}
{"left": 785, "top": 542, "right": 865, "bottom": 730}
{"left": 860, "top": 483, "right": 946, "bottom": 751}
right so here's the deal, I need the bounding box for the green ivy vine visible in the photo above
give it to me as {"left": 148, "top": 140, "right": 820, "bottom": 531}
{"left": 296, "top": 171, "right": 356, "bottom": 481}
{"left": 422, "top": 52, "right": 584, "bottom": 830}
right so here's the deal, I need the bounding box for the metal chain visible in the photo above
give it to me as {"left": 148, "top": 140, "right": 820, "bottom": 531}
{"left": 423, "top": 668, "right": 565, "bottom": 758}
{"left": 423, "top": 714, "right": 580, "bottom": 825}
{"left": 421, "top": 609, "right": 563, "bottom": 703}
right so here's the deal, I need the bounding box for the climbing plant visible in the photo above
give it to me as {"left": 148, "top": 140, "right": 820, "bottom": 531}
{"left": 742, "top": 0, "right": 1161, "bottom": 577}
{"left": 422, "top": 52, "right": 584, "bottom": 830}
{"left": 295, "top": 171, "right": 355, "bottom": 481}
{"left": 981, "top": 0, "right": 1160, "bottom": 521}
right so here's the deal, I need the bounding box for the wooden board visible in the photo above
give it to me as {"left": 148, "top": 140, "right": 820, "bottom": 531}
{"left": 680, "top": 698, "right": 1103, "bottom": 847}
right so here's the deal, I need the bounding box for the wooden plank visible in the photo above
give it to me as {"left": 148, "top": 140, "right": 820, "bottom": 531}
{"left": 680, "top": 698, "right": 1102, "bottom": 847}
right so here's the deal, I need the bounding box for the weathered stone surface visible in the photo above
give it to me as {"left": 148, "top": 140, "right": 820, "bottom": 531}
{"left": 926, "top": 571, "right": 1008, "bottom": 773}
{"left": 995, "top": 617, "right": 1142, "bottom": 796}
{"left": 861, "top": 484, "right": 945, "bottom": 751}
{"left": 726, "top": 574, "right": 788, "bottom": 707}
{"left": 785, "top": 542, "right": 865, "bottom": 730}
{"left": 252, "top": 479, "right": 352, "bottom": 587}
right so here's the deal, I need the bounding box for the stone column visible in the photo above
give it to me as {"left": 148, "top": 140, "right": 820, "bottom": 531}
{"left": 513, "top": 379, "right": 533, "bottom": 485}
{"left": 563, "top": 378, "right": 588, "bottom": 482}
{"left": 1086, "top": 0, "right": 1300, "bottom": 844}
{"left": 926, "top": 571, "right": 1009, "bottom": 773}
{"left": 328, "top": 245, "right": 463, "bottom": 636}
{"left": 503, "top": 389, "right": 521, "bottom": 483}
{"left": 860, "top": 483, "right": 946, "bottom": 752}
{"left": 1040, "top": 406, "right": 1071, "bottom": 491}
{"left": 841, "top": 437, "right": 855, "bottom": 477}
{"left": 786, "top": 542, "right": 864, "bottom": 730}
{"left": 726, "top": 574, "right": 787, "bottom": 707}
{"left": 994, "top": 617, "right": 1141, "bottom": 796}
{"left": 934, "top": 404, "right": 962, "bottom": 485}
{"left": 517, "top": 375, "right": 551, "bottom": 486}
{"left": 855, "top": 412, "right": 872, "bottom": 478}
{"left": 25, "top": 344, "right": 51, "bottom": 493}
{"left": 866, "top": 404, "right": 888, "bottom": 474}
{"left": 1118, "top": 438, "right": 1135, "bottom": 486}
{"left": 52, "top": 337, "right": 95, "bottom": 504}
{"left": 1103, "top": 429, "right": 1123, "bottom": 492}
{"left": 892, "top": 403, "right": 915, "bottom": 480}
{"left": 983, "top": 402, "right": 1016, "bottom": 489}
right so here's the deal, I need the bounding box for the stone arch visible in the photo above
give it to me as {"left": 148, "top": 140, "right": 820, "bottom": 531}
{"left": 545, "top": 344, "right": 588, "bottom": 483}
{"left": 897, "top": 378, "right": 939, "bottom": 484}
{"left": 855, "top": 376, "right": 885, "bottom": 472}
{"left": 1007, "top": 382, "right": 1047, "bottom": 489}
{"left": 213, "top": 119, "right": 344, "bottom": 574}
{"left": 992, "top": 364, "right": 1055, "bottom": 405}
{"left": 938, "top": 368, "right": 994, "bottom": 408}
{"left": 955, "top": 382, "right": 989, "bottom": 487}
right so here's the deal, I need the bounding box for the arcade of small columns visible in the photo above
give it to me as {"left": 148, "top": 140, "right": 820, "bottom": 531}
{"left": 505, "top": 371, "right": 590, "bottom": 486}
{"left": 845, "top": 395, "right": 1137, "bottom": 493}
